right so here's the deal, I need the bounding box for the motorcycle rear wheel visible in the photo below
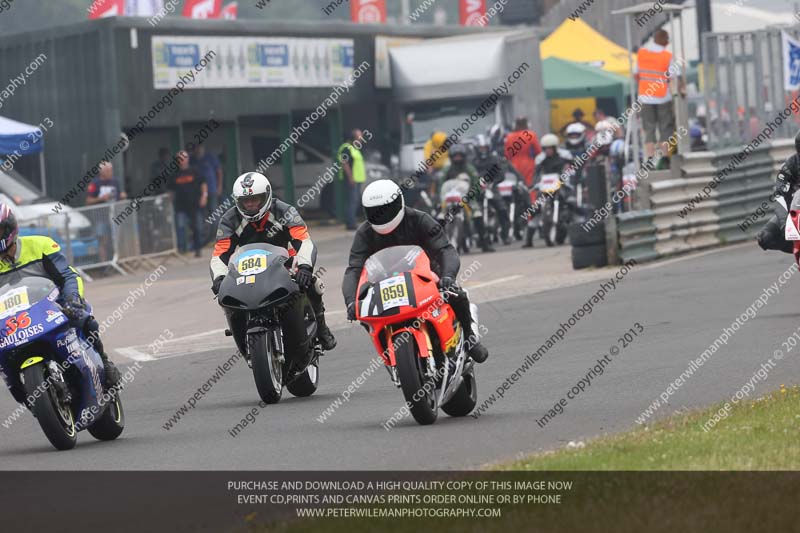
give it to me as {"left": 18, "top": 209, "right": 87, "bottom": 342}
{"left": 22, "top": 364, "right": 77, "bottom": 451}
{"left": 87, "top": 390, "right": 125, "bottom": 441}
{"left": 287, "top": 361, "right": 319, "bottom": 397}
{"left": 394, "top": 335, "right": 438, "bottom": 425}
{"left": 251, "top": 330, "right": 282, "bottom": 404}
{"left": 442, "top": 368, "right": 477, "bottom": 417}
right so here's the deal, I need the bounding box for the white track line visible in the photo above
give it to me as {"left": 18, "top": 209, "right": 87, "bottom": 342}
{"left": 115, "top": 347, "right": 155, "bottom": 362}
{"left": 467, "top": 275, "right": 524, "bottom": 290}
{"left": 113, "top": 275, "right": 544, "bottom": 362}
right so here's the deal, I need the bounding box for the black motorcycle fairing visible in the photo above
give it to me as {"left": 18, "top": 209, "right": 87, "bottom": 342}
{"left": 218, "top": 243, "right": 295, "bottom": 311}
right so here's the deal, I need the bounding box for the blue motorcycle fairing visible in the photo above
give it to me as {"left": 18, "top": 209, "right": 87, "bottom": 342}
{"left": 0, "top": 277, "right": 107, "bottom": 431}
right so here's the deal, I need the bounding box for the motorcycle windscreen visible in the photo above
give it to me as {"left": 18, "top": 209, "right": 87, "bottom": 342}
{"left": 360, "top": 246, "right": 423, "bottom": 317}
{"left": 0, "top": 277, "right": 60, "bottom": 348}
{"left": 220, "top": 243, "right": 294, "bottom": 309}
{"left": 0, "top": 276, "right": 57, "bottom": 319}
{"left": 440, "top": 180, "right": 470, "bottom": 205}
{"left": 538, "top": 173, "right": 562, "bottom": 194}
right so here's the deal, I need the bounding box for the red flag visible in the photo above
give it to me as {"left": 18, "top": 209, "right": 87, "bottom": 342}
{"left": 459, "top": 0, "right": 487, "bottom": 26}
{"left": 221, "top": 1, "right": 237, "bottom": 19}
{"left": 88, "top": 0, "right": 124, "bottom": 19}
{"left": 183, "top": 0, "right": 222, "bottom": 19}
{"left": 350, "top": 0, "right": 386, "bottom": 24}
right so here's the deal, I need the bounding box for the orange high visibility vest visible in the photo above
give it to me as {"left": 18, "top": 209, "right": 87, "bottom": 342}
{"left": 637, "top": 48, "right": 672, "bottom": 99}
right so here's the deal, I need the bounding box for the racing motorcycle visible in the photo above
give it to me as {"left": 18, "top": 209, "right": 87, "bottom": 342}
{"left": 0, "top": 277, "right": 124, "bottom": 450}
{"left": 355, "top": 245, "right": 478, "bottom": 425}
{"left": 216, "top": 243, "right": 322, "bottom": 404}
{"left": 437, "top": 175, "right": 472, "bottom": 254}
{"left": 534, "top": 172, "right": 573, "bottom": 247}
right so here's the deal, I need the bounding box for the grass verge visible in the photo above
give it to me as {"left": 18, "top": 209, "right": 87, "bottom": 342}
{"left": 248, "top": 387, "right": 800, "bottom": 533}
{"left": 501, "top": 385, "right": 800, "bottom": 470}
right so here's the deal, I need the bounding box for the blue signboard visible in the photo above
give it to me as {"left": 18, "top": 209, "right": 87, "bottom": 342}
{"left": 258, "top": 44, "right": 289, "bottom": 67}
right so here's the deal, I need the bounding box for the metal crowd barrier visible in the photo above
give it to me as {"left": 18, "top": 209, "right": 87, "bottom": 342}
{"left": 17, "top": 194, "right": 183, "bottom": 279}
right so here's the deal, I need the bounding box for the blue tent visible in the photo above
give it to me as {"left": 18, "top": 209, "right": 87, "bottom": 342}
{"left": 0, "top": 116, "right": 43, "bottom": 155}
{"left": 0, "top": 116, "right": 46, "bottom": 193}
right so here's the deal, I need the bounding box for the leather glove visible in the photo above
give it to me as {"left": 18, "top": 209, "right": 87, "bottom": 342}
{"left": 62, "top": 297, "right": 85, "bottom": 320}
{"left": 346, "top": 301, "right": 357, "bottom": 321}
{"left": 438, "top": 276, "right": 456, "bottom": 292}
{"left": 295, "top": 265, "right": 313, "bottom": 290}
{"left": 211, "top": 276, "right": 224, "bottom": 295}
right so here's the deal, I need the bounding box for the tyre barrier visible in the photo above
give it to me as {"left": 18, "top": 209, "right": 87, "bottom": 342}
{"left": 571, "top": 243, "right": 608, "bottom": 270}
{"left": 569, "top": 219, "right": 605, "bottom": 247}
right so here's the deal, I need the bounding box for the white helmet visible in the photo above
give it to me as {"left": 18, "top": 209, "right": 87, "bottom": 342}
{"left": 362, "top": 179, "right": 405, "bottom": 235}
{"left": 595, "top": 120, "right": 616, "bottom": 147}
{"left": 565, "top": 122, "right": 587, "bottom": 146}
{"left": 541, "top": 133, "right": 559, "bottom": 148}
{"left": 233, "top": 172, "right": 272, "bottom": 222}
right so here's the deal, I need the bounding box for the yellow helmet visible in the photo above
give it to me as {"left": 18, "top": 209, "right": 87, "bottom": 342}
{"left": 431, "top": 131, "right": 448, "bottom": 149}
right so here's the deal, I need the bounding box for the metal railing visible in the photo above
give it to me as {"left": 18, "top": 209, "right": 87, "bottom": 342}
{"left": 17, "top": 194, "right": 182, "bottom": 279}
{"left": 702, "top": 28, "right": 800, "bottom": 150}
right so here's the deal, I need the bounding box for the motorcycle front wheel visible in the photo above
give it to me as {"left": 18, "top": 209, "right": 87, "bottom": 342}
{"left": 250, "top": 329, "right": 283, "bottom": 404}
{"left": 394, "top": 334, "right": 438, "bottom": 425}
{"left": 22, "top": 364, "right": 77, "bottom": 451}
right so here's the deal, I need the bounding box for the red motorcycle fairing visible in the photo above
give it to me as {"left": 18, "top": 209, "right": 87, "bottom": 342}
{"left": 356, "top": 246, "right": 461, "bottom": 367}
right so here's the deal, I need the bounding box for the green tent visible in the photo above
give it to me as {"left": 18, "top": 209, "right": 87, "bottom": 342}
{"left": 543, "top": 56, "right": 631, "bottom": 113}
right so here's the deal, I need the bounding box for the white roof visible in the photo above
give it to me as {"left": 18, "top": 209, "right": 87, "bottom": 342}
{"left": 0, "top": 116, "right": 40, "bottom": 137}
{"left": 650, "top": 1, "right": 795, "bottom": 61}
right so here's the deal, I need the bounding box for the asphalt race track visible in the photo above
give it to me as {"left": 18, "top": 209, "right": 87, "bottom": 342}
{"left": 0, "top": 236, "right": 797, "bottom": 470}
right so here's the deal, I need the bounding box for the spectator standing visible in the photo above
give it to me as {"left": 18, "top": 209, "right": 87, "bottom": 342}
{"left": 635, "top": 29, "right": 685, "bottom": 167}
{"left": 169, "top": 151, "right": 207, "bottom": 257}
{"left": 337, "top": 129, "right": 367, "bottom": 230}
{"left": 191, "top": 143, "right": 223, "bottom": 236}
{"left": 560, "top": 108, "right": 594, "bottom": 138}
{"left": 504, "top": 116, "right": 541, "bottom": 187}
{"left": 150, "top": 148, "right": 172, "bottom": 184}
{"left": 86, "top": 160, "right": 127, "bottom": 263}
{"left": 423, "top": 131, "right": 450, "bottom": 174}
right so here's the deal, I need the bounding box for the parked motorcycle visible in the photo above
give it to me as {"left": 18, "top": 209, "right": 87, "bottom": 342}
{"left": 216, "top": 243, "right": 322, "bottom": 404}
{"left": 437, "top": 175, "right": 472, "bottom": 254}
{"left": 496, "top": 169, "right": 531, "bottom": 241}
{"left": 0, "top": 277, "right": 124, "bottom": 450}
{"left": 535, "top": 172, "right": 573, "bottom": 247}
{"left": 355, "top": 245, "right": 478, "bottom": 425}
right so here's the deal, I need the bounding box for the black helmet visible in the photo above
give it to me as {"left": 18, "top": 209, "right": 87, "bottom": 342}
{"left": 449, "top": 144, "right": 467, "bottom": 163}
{"left": 0, "top": 203, "right": 18, "bottom": 253}
{"left": 795, "top": 130, "right": 800, "bottom": 153}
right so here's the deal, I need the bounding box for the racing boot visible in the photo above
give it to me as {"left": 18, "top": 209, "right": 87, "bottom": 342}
{"left": 315, "top": 311, "right": 337, "bottom": 352}
{"left": 467, "top": 342, "right": 489, "bottom": 364}
{"left": 102, "top": 356, "right": 121, "bottom": 388}
{"left": 449, "top": 291, "right": 489, "bottom": 364}
{"left": 308, "top": 292, "right": 336, "bottom": 351}
{"left": 84, "top": 316, "right": 120, "bottom": 388}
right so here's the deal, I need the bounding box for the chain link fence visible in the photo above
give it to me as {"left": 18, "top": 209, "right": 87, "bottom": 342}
{"left": 17, "top": 195, "right": 182, "bottom": 278}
